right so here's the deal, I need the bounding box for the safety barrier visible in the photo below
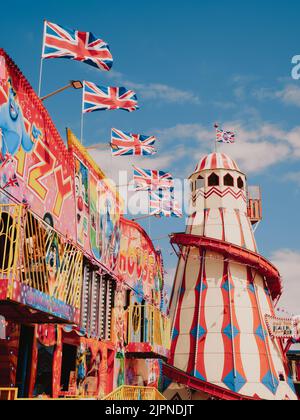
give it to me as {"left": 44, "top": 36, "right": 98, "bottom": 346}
{"left": 103, "top": 386, "right": 166, "bottom": 401}
{"left": 0, "top": 204, "right": 83, "bottom": 321}
{"left": 0, "top": 388, "right": 18, "bottom": 400}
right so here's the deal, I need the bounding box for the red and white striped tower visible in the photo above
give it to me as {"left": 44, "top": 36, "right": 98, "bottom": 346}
{"left": 169, "top": 152, "right": 297, "bottom": 400}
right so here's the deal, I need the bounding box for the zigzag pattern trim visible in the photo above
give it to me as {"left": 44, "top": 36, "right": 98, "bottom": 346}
{"left": 195, "top": 187, "right": 247, "bottom": 202}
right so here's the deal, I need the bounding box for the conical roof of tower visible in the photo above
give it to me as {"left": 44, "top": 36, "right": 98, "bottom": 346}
{"left": 194, "top": 152, "right": 242, "bottom": 173}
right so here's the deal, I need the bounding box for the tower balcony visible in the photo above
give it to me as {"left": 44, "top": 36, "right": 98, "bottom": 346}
{"left": 0, "top": 204, "right": 83, "bottom": 325}
{"left": 247, "top": 186, "right": 262, "bottom": 225}
{"left": 125, "top": 305, "right": 171, "bottom": 360}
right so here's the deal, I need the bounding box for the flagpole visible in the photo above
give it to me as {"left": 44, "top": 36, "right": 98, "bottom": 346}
{"left": 214, "top": 123, "right": 219, "bottom": 153}
{"left": 38, "top": 20, "right": 47, "bottom": 98}
{"left": 148, "top": 214, "right": 151, "bottom": 238}
{"left": 80, "top": 112, "right": 84, "bottom": 144}
{"left": 38, "top": 59, "right": 44, "bottom": 98}
{"left": 81, "top": 84, "right": 85, "bottom": 144}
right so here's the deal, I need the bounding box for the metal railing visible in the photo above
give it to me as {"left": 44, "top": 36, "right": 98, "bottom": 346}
{"left": 0, "top": 388, "right": 18, "bottom": 400}
{"left": 103, "top": 386, "right": 166, "bottom": 401}
{"left": 0, "top": 204, "right": 23, "bottom": 287}
{"left": 0, "top": 386, "right": 165, "bottom": 401}
{"left": 0, "top": 204, "right": 83, "bottom": 309}
{"left": 127, "top": 305, "right": 171, "bottom": 352}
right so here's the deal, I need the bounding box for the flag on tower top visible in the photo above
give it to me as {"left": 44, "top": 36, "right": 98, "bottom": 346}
{"left": 42, "top": 21, "right": 113, "bottom": 71}
{"left": 83, "top": 82, "right": 139, "bottom": 113}
{"left": 216, "top": 128, "right": 236, "bottom": 144}
{"left": 111, "top": 129, "right": 157, "bottom": 157}
{"left": 133, "top": 166, "right": 174, "bottom": 191}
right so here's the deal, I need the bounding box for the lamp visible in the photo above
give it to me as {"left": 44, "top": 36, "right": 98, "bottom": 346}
{"left": 41, "top": 80, "right": 83, "bottom": 101}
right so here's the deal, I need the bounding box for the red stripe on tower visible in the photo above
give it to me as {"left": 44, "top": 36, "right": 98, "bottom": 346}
{"left": 194, "top": 259, "right": 208, "bottom": 381}
{"left": 187, "top": 248, "right": 205, "bottom": 375}
{"left": 222, "top": 153, "right": 231, "bottom": 170}
{"left": 169, "top": 250, "right": 190, "bottom": 367}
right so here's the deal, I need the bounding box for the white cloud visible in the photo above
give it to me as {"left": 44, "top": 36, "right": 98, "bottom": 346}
{"left": 105, "top": 70, "right": 201, "bottom": 105}
{"left": 157, "top": 123, "right": 212, "bottom": 143}
{"left": 156, "top": 121, "right": 300, "bottom": 174}
{"left": 254, "top": 84, "right": 300, "bottom": 108}
{"left": 89, "top": 146, "right": 188, "bottom": 185}
{"left": 276, "top": 85, "right": 300, "bottom": 107}
{"left": 270, "top": 249, "right": 300, "bottom": 316}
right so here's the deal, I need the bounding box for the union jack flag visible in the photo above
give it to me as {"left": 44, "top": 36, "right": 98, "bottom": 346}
{"left": 83, "top": 81, "right": 139, "bottom": 113}
{"left": 42, "top": 21, "right": 113, "bottom": 71}
{"left": 133, "top": 166, "right": 174, "bottom": 191}
{"left": 216, "top": 128, "right": 236, "bottom": 144}
{"left": 111, "top": 128, "right": 157, "bottom": 157}
{"left": 149, "top": 189, "right": 183, "bottom": 218}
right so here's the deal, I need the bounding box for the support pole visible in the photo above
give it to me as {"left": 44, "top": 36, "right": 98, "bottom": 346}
{"left": 38, "top": 20, "right": 47, "bottom": 97}
{"left": 81, "top": 85, "right": 85, "bottom": 144}
{"left": 38, "top": 58, "right": 44, "bottom": 98}
{"left": 214, "top": 123, "right": 219, "bottom": 153}
{"left": 80, "top": 112, "right": 84, "bottom": 145}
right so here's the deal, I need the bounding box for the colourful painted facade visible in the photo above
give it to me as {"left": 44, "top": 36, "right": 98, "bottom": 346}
{"left": 165, "top": 152, "right": 298, "bottom": 401}
{"left": 0, "top": 49, "right": 169, "bottom": 400}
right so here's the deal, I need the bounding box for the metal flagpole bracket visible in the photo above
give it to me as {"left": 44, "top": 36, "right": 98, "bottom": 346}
{"left": 131, "top": 214, "right": 161, "bottom": 223}
{"left": 40, "top": 81, "right": 83, "bottom": 102}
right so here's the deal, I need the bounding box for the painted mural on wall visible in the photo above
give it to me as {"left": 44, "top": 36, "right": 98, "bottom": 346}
{"left": 68, "top": 130, "right": 121, "bottom": 271}
{"left": 74, "top": 156, "right": 89, "bottom": 246}
{"left": 117, "top": 219, "right": 164, "bottom": 306}
{"left": 98, "top": 182, "right": 121, "bottom": 270}
{"left": 0, "top": 52, "right": 75, "bottom": 238}
{"left": 0, "top": 49, "right": 165, "bottom": 308}
{"left": 68, "top": 130, "right": 164, "bottom": 303}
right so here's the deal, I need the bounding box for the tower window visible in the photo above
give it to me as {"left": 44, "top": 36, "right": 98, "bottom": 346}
{"left": 237, "top": 177, "right": 244, "bottom": 190}
{"left": 224, "top": 174, "right": 234, "bottom": 187}
{"left": 208, "top": 173, "right": 219, "bottom": 187}
{"left": 195, "top": 176, "right": 205, "bottom": 190}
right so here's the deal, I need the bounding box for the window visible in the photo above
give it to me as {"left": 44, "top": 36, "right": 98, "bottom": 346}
{"left": 224, "top": 174, "right": 234, "bottom": 187}
{"left": 237, "top": 177, "right": 244, "bottom": 190}
{"left": 195, "top": 176, "right": 205, "bottom": 190}
{"left": 208, "top": 173, "right": 219, "bottom": 187}
{"left": 279, "top": 372, "right": 285, "bottom": 382}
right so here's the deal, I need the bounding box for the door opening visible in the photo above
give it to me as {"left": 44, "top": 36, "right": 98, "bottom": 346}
{"left": 16, "top": 325, "right": 34, "bottom": 398}
{"left": 60, "top": 344, "right": 77, "bottom": 393}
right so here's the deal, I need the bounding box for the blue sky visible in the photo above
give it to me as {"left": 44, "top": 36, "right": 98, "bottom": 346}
{"left": 1, "top": 0, "right": 300, "bottom": 313}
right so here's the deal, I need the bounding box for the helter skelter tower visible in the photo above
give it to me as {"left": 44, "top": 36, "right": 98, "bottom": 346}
{"left": 168, "top": 152, "right": 297, "bottom": 400}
